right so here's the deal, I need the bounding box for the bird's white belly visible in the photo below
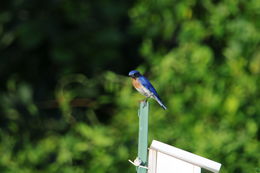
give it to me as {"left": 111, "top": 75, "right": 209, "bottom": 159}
{"left": 136, "top": 86, "right": 153, "bottom": 98}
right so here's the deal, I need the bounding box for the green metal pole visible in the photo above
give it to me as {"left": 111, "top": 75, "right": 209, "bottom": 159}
{"left": 137, "top": 101, "right": 149, "bottom": 173}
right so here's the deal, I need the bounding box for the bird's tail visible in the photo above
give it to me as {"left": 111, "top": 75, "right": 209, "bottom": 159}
{"left": 154, "top": 96, "right": 167, "bottom": 110}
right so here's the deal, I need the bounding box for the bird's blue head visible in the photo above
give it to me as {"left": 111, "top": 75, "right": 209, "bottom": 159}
{"left": 128, "top": 70, "right": 142, "bottom": 78}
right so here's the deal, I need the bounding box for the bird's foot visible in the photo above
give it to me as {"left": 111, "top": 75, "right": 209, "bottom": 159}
{"left": 142, "top": 98, "right": 149, "bottom": 108}
{"left": 137, "top": 98, "right": 149, "bottom": 108}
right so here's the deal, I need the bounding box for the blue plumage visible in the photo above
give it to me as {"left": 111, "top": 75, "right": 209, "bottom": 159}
{"left": 137, "top": 76, "right": 159, "bottom": 98}
{"left": 129, "top": 70, "right": 167, "bottom": 110}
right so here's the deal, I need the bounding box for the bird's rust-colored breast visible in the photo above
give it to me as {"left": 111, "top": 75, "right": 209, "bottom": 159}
{"left": 132, "top": 78, "right": 142, "bottom": 89}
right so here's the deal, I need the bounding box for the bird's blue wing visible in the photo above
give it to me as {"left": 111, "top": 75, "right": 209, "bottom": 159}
{"left": 138, "top": 76, "right": 167, "bottom": 110}
{"left": 137, "top": 76, "right": 159, "bottom": 97}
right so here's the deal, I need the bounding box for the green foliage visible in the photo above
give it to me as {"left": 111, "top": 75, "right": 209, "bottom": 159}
{"left": 0, "top": 0, "right": 260, "bottom": 172}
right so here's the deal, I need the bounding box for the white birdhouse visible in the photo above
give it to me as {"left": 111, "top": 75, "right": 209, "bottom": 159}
{"left": 148, "top": 140, "right": 222, "bottom": 173}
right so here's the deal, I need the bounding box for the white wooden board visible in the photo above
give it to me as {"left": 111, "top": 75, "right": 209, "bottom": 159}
{"left": 148, "top": 140, "right": 221, "bottom": 173}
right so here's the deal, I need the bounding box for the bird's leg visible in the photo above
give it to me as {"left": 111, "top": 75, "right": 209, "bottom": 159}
{"left": 143, "top": 97, "right": 149, "bottom": 108}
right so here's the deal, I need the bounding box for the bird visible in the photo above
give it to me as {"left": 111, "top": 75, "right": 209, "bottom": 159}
{"left": 128, "top": 70, "right": 167, "bottom": 110}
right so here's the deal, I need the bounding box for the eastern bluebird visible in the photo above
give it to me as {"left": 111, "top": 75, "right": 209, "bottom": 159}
{"left": 128, "top": 70, "right": 167, "bottom": 110}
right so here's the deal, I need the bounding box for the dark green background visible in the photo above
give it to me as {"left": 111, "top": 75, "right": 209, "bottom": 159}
{"left": 0, "top": 0, "right": 259, "bottom": 172}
